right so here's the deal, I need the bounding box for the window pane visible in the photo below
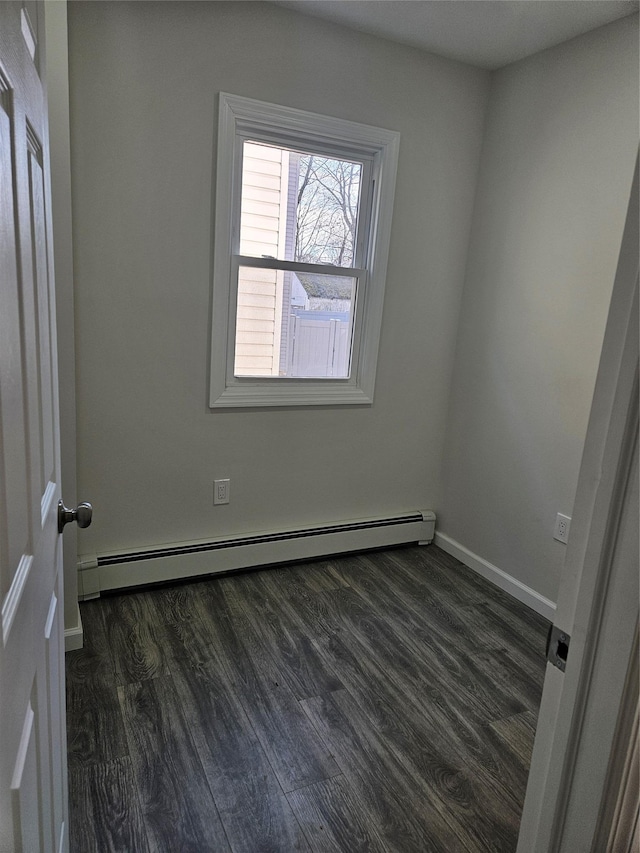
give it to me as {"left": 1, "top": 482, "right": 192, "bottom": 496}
{"left": 234, "top": 267, "right": 356, "bottom": 379}
{"left": 239, "top": 142, "right": 362, "bottom": 267}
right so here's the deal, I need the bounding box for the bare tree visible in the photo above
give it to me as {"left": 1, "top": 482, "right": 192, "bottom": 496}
{"left": 295, "top": 155, "right": 361, "bottom": 266}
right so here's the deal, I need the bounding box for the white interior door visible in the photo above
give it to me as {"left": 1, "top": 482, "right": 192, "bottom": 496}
{"left": 0, "top": 3, "right": 69, "bottom": 851}
{"left": 517, "top": 161, "right": 639, "bottom": 852}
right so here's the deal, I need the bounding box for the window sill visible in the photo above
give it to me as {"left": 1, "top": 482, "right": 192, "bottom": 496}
{"left": 210, "top": 379, "right": 374, "bottom": 408}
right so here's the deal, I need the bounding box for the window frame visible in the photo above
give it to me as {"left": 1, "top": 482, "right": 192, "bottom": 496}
{"left": 210, "top": 93, "right": 399, "bottom": 408}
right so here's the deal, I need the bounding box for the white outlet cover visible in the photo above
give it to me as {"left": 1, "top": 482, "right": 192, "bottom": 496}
{"left": 554, "top": 512, "right": 571, "bottom": 543}
{"left": 214, "top": 479, "right": 230, "bottom": 505}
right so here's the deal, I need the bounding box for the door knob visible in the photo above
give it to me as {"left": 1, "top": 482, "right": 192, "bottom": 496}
{"left": 58, "top": 500, "right": 93, "bottom": 533}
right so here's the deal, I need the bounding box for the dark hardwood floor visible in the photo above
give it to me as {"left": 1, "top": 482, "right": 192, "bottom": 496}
{"left": 65, "top": 544, "right": 549, "bottom": 853}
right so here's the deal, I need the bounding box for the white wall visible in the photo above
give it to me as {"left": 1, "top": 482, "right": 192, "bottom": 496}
{"left": 67, "top": 2, "right": 489, "bottom": 558}
{"left": 439, "top": 16, "right": 638, "bottom": 603}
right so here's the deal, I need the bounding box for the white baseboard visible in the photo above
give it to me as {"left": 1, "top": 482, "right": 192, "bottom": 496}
{"left": 83, "top": 511, "right": 436, "bottom": 595}
{"left": 434, "top": 532, "right": 556, "bottom": 621}
{"left": 64, "top": 603, "right": 83, "bottom": 652}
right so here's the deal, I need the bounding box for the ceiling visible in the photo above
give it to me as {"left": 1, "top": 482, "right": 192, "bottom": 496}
{"left": 272, "top": 0, "right": 638, "bottom": 69}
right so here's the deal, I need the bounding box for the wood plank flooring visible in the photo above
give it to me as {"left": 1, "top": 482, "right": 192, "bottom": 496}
{"left": 66, "top": 544, "right": 549, "bottom": 853}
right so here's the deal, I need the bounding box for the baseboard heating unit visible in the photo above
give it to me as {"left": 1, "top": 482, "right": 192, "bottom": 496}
{"left": 78, "top": 510, "right": 436, "bottom": 599}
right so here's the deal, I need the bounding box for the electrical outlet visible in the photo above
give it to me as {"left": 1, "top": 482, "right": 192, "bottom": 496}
{"left": 214, "top": 479, "right": 230, "bottom": 505}
{"left": 554, "top": 513, "right": 571, "bottom": 544}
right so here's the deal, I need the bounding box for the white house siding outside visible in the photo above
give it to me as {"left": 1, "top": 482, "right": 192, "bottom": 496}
{"left": 236, "top": 142, "right": 289, "bottom": 375}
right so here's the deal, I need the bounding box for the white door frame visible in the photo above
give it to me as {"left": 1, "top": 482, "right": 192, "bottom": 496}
{"left": 517, "top": 156, "right": 639, "bottom": 852}
{"left": 594, "top": 628, "right": 638, "bottom": 852}
{"left": 44, "top": 0, "right": 82, "bottom": 650}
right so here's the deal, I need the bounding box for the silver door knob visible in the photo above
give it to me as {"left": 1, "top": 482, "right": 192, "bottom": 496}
{"left": 58, "top": 500, "right": 93, "bottom": 533}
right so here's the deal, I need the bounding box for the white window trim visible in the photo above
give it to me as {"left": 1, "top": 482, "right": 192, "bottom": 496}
{"left": 209, "top": 92, "right": 399, "bottom": 408}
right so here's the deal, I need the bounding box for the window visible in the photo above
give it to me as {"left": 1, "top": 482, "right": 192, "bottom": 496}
{"left": 210, "top": 93, "right": 399, "bottom": 407}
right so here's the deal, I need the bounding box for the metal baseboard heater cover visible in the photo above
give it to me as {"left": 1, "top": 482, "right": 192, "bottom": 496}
{"left": 78, "top": 510, "right": 436, "bottom": 598}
